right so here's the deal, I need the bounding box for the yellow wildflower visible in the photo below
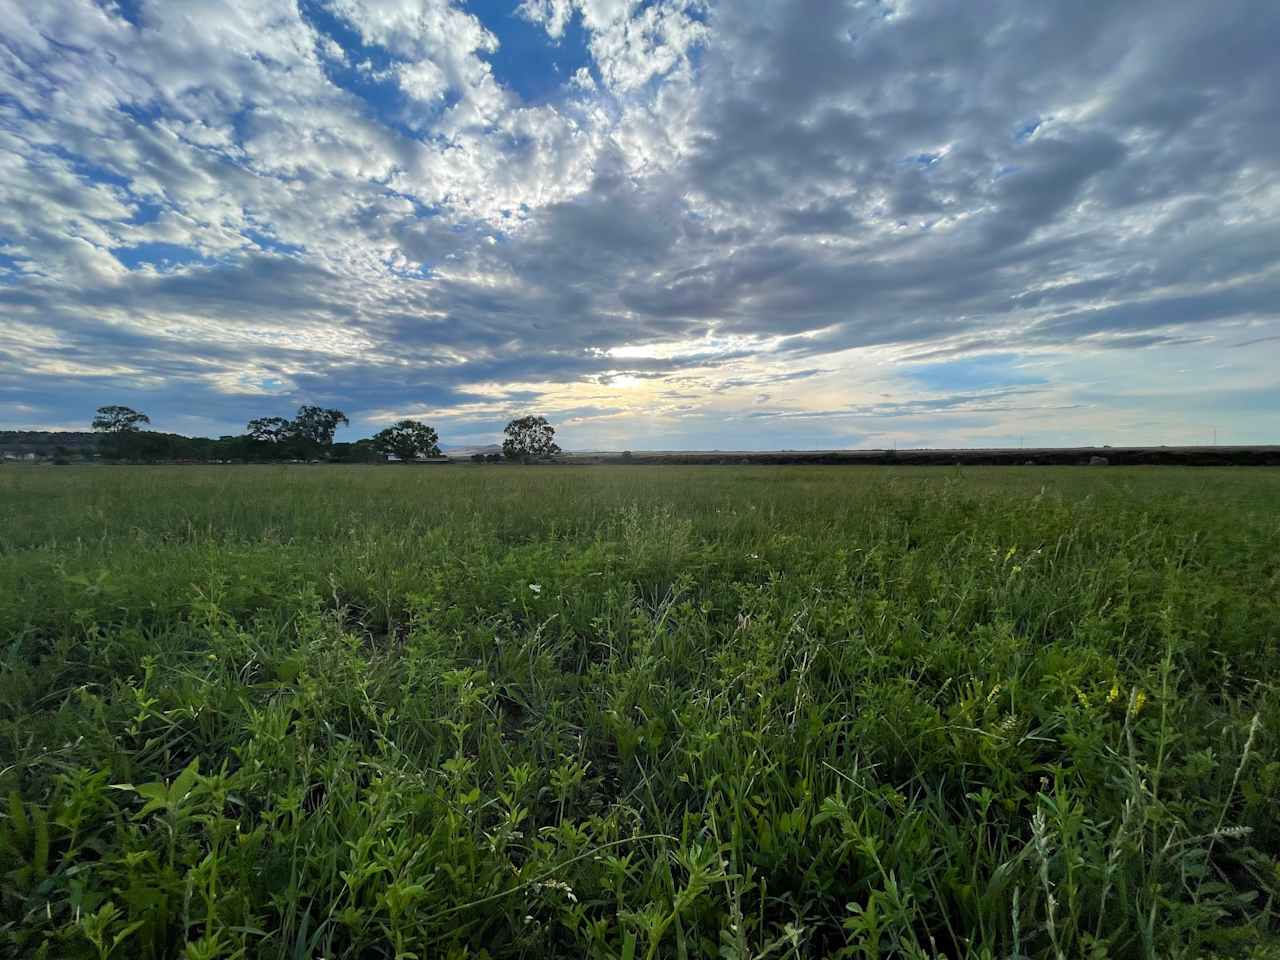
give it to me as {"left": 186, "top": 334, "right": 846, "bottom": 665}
{"left": 1128, "top": 688, "right": 1148, "bottom": 717}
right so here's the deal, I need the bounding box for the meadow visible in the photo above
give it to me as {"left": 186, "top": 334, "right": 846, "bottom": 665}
{"left": 1, "top": 464, "right": 1278, "bottom": 959}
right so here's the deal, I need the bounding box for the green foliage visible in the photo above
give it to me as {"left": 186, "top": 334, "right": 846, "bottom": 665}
{"left": 503, "top": 415, "right": 561, "bottom": 460}
{"left": 1, "top": 465, "right": 1278, "bottom": 958}
{"left": 290, "top": 405, "right": 349, "bottom": 447}
{"left": 91, "top": 405, "right": 150, "bottom": 434}
{"left": 91, "top": 406, "right": 152, "bottom": 460}
{"left": 236, "top": 407, "right": 351, "bottom": 462}
{"left": 245, "top": 417, "right": 291, "bottom": 444}
{"left": 372, "top": 420, "right": 442, "bottom": 462}
{"left": 330, "top": 439, "right": 381, "bottom": 464}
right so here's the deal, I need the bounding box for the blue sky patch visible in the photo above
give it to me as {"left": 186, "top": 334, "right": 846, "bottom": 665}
{"left": 99, "top": 0, "right": 143, "bottom": 27}
{"left": 118, "top": 102, "right": 165, "bottom": 127}
{"left": 1014, "top": 118, "right": 1043, "bottom": 142}
{"left": 130, "top": 201, "right": 163, "bottom": 225}
{"left": 243, "top": 229, "right": 304, "bottom": 257}
{"left": 57, "top": 149, "right": 131, "bottom": 189}
{"left": 467, "top": 0, "right": 594, "bottom": 103}
{"left": 112, "top": 243, "right": 208, "bottom": 270}
{"left": 901, "top": 152, "right": 942, "bottom": 168}
{"left": 297, "top": 0, "right": 436, "bottom": 138}
{"left": 899, "top": 354, "right": 1046, "bottom": 393}
{"left": 0, "top": 250, "right": 31, "bottom": 282}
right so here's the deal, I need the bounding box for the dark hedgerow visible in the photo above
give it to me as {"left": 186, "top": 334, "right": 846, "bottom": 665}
{"left": 0, "top": 465, "right": 1277, "bottom": 959}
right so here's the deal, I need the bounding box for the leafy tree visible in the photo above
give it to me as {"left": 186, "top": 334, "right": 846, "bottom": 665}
{"left": 502, "top": 415, "right": 560, "bottom": 461}
{"left": 290, "top": 405, "right": 349, "bottom": 448}
{"left": 92, "top": 405, "right": 150, "bottom": 433}
{"left": 372, "top": 420, "right": 442, "bottom": 462}
{"left": 213, "top": 435, "right": 253, "bottom": 462}
{"left": 245, "top": 416, "right": 291, "bottom": 444}
{"left": 92, "top": 405, "right": 151, "bottom": 460}
{"left": 330, "top": 439, "right": 380, "bottom": 464}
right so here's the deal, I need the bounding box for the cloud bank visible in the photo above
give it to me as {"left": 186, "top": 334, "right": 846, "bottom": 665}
{"left": 2, "top": 0, "right": 1277, "bottom": 448}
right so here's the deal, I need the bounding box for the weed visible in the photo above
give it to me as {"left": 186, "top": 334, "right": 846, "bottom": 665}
{"left": 1, "top": 465, "right": 1278, "bottom": 958}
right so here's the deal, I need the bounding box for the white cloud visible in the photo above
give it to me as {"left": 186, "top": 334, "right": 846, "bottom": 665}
{"left": 0, "top": 0, "right": 1277, "bottom": 447}
{"left": 396, "top": 59, "right": 448, "bottom": 101}
{"left": 520, "top": 0, "right": 709, "bottom": 92}
{"left": 518, "top": 0, "right": 576, "bottom": 39}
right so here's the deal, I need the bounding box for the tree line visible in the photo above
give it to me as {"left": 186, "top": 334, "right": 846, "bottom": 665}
{"left": 86, "top": 405, "right": 561, "bottom": 463}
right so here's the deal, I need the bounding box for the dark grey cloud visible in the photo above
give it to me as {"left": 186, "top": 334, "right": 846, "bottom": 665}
{"left": 1029, "top": 279, "right": 1280, "bottom": 341}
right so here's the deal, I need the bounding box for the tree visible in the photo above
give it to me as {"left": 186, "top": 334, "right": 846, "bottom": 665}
{"left": 92, "top": 405, "right": 151, "bottom": 460}
{"left": 331, "top": 438, "right": 380, "bottom": 464}
{"left": 213, "top": 435, "right": 253, "bottom": 462}
{"left": 290, "top": 405, "right": 349, "bottom": 447}
{"left": 245, "top": 416, "right": 291, "bottom": 444}
{"left": 502, "top": 415, "right": 560, "bottom": 461}
{"left": 92, "top": 405, "right": 150, "bottom": 433}
{"left": 372, "top": 420, "right": 441, "bottom": 462}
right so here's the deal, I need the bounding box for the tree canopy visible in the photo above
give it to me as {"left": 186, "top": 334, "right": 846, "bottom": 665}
{"left": 372, "top": 420, "right": 441, "bottom": 462}
{"left": 245, "top": 416, "right": 291, "bottom": 443}
{"left": 291, "top": 405, "right": 349, "bottom": 446}
{"left": 92, "top": 405, "right": 150, "bottom": 433}
{"left": 502, "top": 415, "right": 560, "bottom": 461}
{"left": 77, "top": 403, "right": 563, "bottom": 465}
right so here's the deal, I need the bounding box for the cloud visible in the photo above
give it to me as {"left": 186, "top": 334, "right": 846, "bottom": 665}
{"left": 1, "top": 0, "right": 1278, "bottom": 447}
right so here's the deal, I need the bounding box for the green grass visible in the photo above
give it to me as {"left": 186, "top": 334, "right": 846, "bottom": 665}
{"left": 2, "top": 464, "right": 1278, "bottom": 959}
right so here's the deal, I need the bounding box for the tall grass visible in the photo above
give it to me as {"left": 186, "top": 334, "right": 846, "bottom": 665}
{"left": 1, "top": 465, "right": 1278, "bottom": 958}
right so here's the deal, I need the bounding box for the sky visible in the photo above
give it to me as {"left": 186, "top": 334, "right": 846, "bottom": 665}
{"left": 1, "top": 0, "right": 1278, "bottom": 450}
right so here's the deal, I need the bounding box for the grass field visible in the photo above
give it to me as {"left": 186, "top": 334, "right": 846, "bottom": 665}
{"left": 2, "top": 464, "right": 1278, "bottom": 959}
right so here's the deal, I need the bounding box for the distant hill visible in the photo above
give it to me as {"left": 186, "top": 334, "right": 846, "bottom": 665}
{"left": 444, "top": 443, "right": 503, "bottom": 457}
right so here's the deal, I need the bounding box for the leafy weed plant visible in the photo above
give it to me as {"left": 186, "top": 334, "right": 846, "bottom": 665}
{"left": 1, "top": 465, "right": 1278, "bottom": 958}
